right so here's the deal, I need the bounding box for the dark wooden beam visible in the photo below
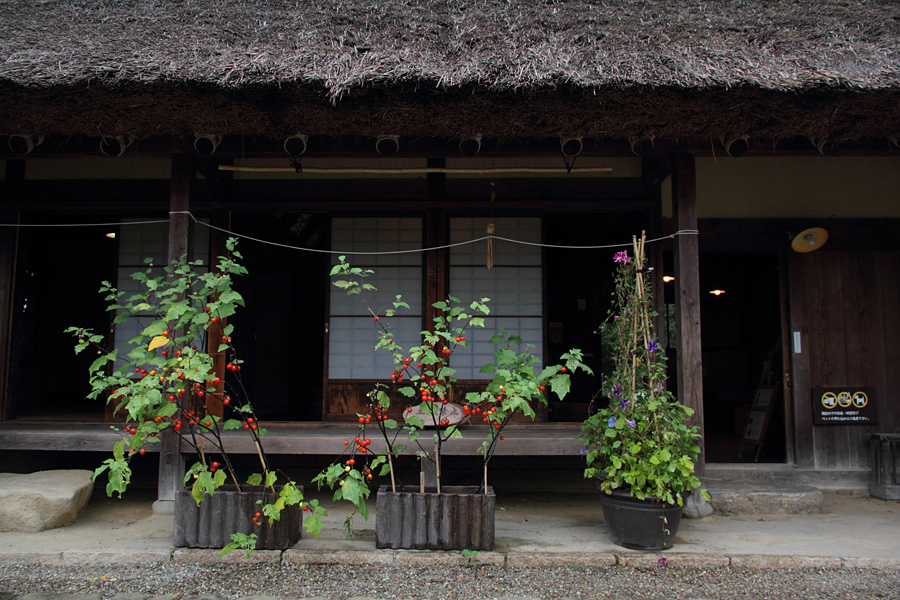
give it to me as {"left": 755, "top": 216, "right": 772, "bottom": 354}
{"left": 3, "top": 134, "right": 900, "bottom": 160}
{"left": 1, "top": 177, "right": 653, "bottom": 212}
{"left": 157, "top": 156, "right": 195, "bottom": 508}
{"left": 0, "top": 423, "right": 585, "bottom": 456}
{"left": 223, "top": 177, "right": 653, "bottom": 209}
{"left": 671, "top": 153, "right": 706, "bottom": 475}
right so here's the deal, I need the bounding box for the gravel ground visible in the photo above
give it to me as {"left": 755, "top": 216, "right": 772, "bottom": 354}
{"left": 1, "top": 563, "right": 898, "bottom": 600}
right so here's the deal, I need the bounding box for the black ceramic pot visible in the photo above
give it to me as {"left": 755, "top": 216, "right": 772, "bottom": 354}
{"left": 599, "top": 489, "right": 684, "bottom": 550}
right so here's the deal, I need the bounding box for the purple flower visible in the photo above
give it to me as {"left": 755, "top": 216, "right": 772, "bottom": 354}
{"left": 627, "top": 419, "right": 636, "bottom": 429}
{"left": 648, "top": 341, "right": 659, "bottom": 353}
{"left": 579, "top": 448, "right": 587, "bottom": 455}
{"left": 658, "top": 556, "right": 667, "bottom": 566}
{"left": 613, "top": 251, "right": 631, "bottom": 264}
{"left": 618, "top": 399, "right": 629, "bottom": 409}
{"left": 608, "top": 417, "right": 617, "bottom": 428}
{"left": 612, "top": 388, "right": 621, "bottom": 398}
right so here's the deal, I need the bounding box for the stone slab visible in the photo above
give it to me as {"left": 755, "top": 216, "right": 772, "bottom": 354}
{"left": 19, "top": 595, "right": 102, "bottom": 600}
{"left": 729, "top": 554, "right": 843, "bottom": 569}
{"left": 60, "top": 550, "right": 173, "bottom": 566}
{"left": 0, "top": 470, "right": 93, "bottom": 532}
{"left": 505, "top": 552, "right": 616, "bottom": 568}
{"left": 707, "top": 484, "right": 823, "bottom": 515}
{"left": 172, "top": 548, "right": 283, "bottom": 564}
{"left": 284, "top": 549, "right": 395, "bottom": 566}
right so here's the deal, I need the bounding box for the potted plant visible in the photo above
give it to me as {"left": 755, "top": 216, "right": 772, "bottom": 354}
{"left": 67, "top": 238, "right": 325, "bottom": 555}
{"left": 580, "top": 233, "right": 707, "bottom": 551}
{"left": 315, "top": 257, "right": 591, "bottom": 550}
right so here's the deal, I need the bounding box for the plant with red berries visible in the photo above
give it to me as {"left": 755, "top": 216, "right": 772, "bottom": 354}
{"left": 314, "top": 257, "right": 591, "bottom": 531}
{"left": 67, "top": 238, "right": 325, "bottom": 552}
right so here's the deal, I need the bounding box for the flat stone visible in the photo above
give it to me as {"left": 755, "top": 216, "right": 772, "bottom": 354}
{"left": 172, "top": 548, "right": 282, "bottom": 564}
{"left": 0, "top": 470, "right": 93, "bottom": 532}
{"left": 841, "top": 556, "right": 900, "bottom": 570}
{"left": 707, "top": 483, "right": 823, "bottom": 515}
{"left": 19, "top": 595, "right": 102, "bottom": 600}
{"left": 61, "top": 549, "right": 173, "bottom": 566}
{"left": 729, "top": 554, "right": 842, "bottom": 569}
{"left": 505, "top": 552, "right": 615, "bottom": 568}
{"left": 284, "top": 549, "right": 395, "bottom": 566}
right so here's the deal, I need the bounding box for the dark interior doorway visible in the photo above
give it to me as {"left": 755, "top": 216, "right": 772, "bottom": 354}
{"left": 696, "top": 252, "right": 786, "bottom": 463}
{"left": 227, "top": 212, "right": 329, "bottom": 421}
{"left": 544, "top": 211, "right": 647, "bottom": 422}
{"left": 7, "top": 217, "right": 119, "bottom": 420}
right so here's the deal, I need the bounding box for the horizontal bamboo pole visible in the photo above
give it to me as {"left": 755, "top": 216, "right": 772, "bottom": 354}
{"left": 218, "top": 165, "right": 612, "bottom": 175}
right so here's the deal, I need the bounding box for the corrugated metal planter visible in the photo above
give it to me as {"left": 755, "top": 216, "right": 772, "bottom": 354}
{"left": 174, "top": 485, "right": 302, "bottom": 549}
{"left": 375, "top": 485, "right": 495, "bottom": 550}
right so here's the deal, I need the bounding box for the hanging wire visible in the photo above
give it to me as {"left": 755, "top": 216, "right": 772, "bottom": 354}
{"left": 0, "top": 210, "right": 698, "bottom": 256}
{"left": 0, "top": 219, "right": 170, "bottom": 228}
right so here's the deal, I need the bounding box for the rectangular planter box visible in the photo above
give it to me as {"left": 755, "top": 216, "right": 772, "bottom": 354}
{"left": 174, "top": 485, "right": 302, "bottom": 549}
{"left": 375, "top": 485, "right": 495, "bottom": 550}
{"left": 869, "top": 433, "right": 900, "bottom": 500}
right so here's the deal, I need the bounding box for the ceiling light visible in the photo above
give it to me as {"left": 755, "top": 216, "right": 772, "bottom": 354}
{"left": 663, "top": 275, "right": 675, "bottom": 283}
{"left": 709, "top": 289, "right": 726, "bottom": 296}
{"left": 791, "top": 227, "right": 829, "bottom": 253}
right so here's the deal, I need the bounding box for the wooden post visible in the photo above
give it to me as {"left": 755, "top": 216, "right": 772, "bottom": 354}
{"left": 671, "top": 153, "right": 705, "bottom": 475}
{"left": 642, "top": 157, "right": 670, "bottom": 343}
{"left": 422, "top": 159, "right": 446, "bottom": 490}
{"left": 155, "top": 156, "right": 194, "bottom": 513}
{"left": 0, "top": 160, "right": 24, "bottom": 421}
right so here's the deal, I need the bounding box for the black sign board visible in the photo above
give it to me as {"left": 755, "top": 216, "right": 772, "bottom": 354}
{"left": 812, "top": 387, "right": 877, "bottom": 426}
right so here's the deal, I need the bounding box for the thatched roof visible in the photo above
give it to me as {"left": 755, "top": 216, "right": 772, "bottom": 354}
{"left": 1, "top": 0, "right": 899, "bottom": 143}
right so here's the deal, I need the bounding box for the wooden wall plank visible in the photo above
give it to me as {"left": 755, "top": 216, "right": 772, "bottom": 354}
{"left": 791, "top": 250, "right": 898, "bottom": 470}
{"left": 841, "top": 252, "right": 886, "bottom": 468}
{"left": 813, "top": 252, "right": 847, "bottom": 469}
{"left": 325, "top": 380, "right": 547, "bottom": 423}
{"left": 788, "top": 252, "right": 815, "bottom": 468}
{"left": 877, "top": 252, "right": 900, "bottom": 435}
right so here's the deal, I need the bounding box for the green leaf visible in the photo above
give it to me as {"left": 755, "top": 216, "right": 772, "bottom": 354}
{"left": 88, "top": 350, "right": 117, "bottom": 374}
{"left": 404, "top": 415, "right": 424, "bottom": 428}
{"left": 549, "top": 375, "right": 571, "bottom": 400}
{"left": 246, "top": 473, "right": 263, "bottom": 486}
{"left": 304, "top": 513, "right": 323, "bottom": 538}
{"left": 341, "top": 477, "right": 362, "bottom": 507}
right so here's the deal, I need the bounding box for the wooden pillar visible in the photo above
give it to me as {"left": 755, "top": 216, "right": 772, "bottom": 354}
{"left": 156, "top": 155, "right": 194, "bottom": 511}
{"left": 206, "top": 160, "right": 233, "bottom": 419}
{"left": 422, "top": 158, "right": 447, "bottom": 487}
{"left": 671, "top": 153, "right": 705, "bottom": 474}
{"left": 0, "top": 160, "right": 24, "bottom": 420}
{"left": 642, "top": 157, "right": 670, "bottom": 338}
